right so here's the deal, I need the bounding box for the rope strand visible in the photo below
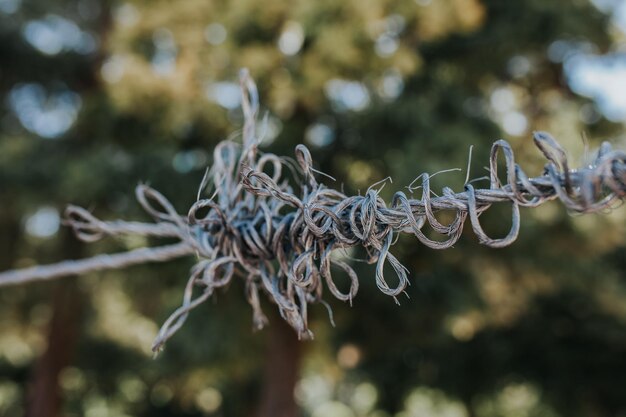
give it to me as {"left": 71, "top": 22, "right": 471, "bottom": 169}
{"left": 1, "top": 70, "right": 625, "bottom": 351}
{"left": 0, "top": 243, "right": 192, "bottom": 286}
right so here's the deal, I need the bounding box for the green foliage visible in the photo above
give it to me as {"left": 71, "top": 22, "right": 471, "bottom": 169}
{"left": 1, "top": 0, "right": 625, "bottom": 416}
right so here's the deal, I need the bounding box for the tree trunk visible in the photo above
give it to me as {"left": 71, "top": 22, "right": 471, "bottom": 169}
{"left": 0, "top": 204, "right": 20, "bottom": 270}
{"left": 25, "top": 230, "right": 84, "bottom": 417}
{"left": 257, "top": 313, "right": 303, "bottom": 417}
{"left": 25, "top": 278, "right": 82, "bottom": 417}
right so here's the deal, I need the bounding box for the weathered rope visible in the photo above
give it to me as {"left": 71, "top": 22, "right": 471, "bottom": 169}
{"left": 1, "top": 69, "right": 625, "bottom": 352}
{"left": 0, "top": 243, "right": 192, "bottom": 286}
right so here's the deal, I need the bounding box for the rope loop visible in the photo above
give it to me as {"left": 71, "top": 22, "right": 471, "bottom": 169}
{"left": 4, "top": 71, "right": 625, "bottom": 353}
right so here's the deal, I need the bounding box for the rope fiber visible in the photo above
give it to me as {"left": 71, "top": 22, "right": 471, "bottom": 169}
{"left": 1, "top": 69, "right": 625, "bottom": 352}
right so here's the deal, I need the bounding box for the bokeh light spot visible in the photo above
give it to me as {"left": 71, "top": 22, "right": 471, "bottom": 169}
{"left": 305, "top": 123, "right": 335, "bottom": 148}
{"left": 101, "top": 55, "right": 126, "bottom": 83}
{"left": 337, "top": 343, "right": 361, "bottom": 368}
{"left": 206, "top": 82, "right": 241, "bottom": 109}
{"left": 114, "top": 3, "right": 139, "bottom": 27}
{"left": 194, "top": 387, "right": 223, "bottom": 413}
{"left": 22, "top": 14, "right": 96, "bottom": 56}
{"left": 25, "top": 206, "right": 60, "bottom": 238}
{"left": 205, "top": 23, "right": 227, "bottom": 45}
{"left": 325, "top": 80, "right": 370, "bottom": 112}
{"left": 9, "top": 83, "right": 82, "bottom": 138}
{"left": 501, "top": 111, "right": 528, "bottom": 136}
{"left": 0, "top": 0, "right": 20, "bottom": 14}
{"left": 278, "top": 21, "right": 304, "bottom": 56}
{"left": 312, "top": 401, "right": 355, "bottom": 417}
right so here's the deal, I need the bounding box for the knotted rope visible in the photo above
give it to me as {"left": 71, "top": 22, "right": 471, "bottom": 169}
{"left": 1, "top": 69, "right": 625, "bottom": 352}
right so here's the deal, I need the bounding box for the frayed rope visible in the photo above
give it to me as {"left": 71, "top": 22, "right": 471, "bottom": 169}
{"left": 1, "top": 69, "right": 625, "bottom": 352}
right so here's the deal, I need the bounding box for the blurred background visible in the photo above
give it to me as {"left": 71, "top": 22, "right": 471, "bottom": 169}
{"left": 1, "top": 0, "right": 626, "bottom": 416}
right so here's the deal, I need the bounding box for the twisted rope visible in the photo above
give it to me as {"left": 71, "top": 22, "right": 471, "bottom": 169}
{"left": 1, "top": 69, "right": 625, "bottom": 352}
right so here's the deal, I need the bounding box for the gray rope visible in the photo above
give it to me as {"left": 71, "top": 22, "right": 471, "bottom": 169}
{"left": 0, "top": 242, "right": 192, "bottom": 286}
{"left": 0, "top": 68, "right": 625, "bottom": 352}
